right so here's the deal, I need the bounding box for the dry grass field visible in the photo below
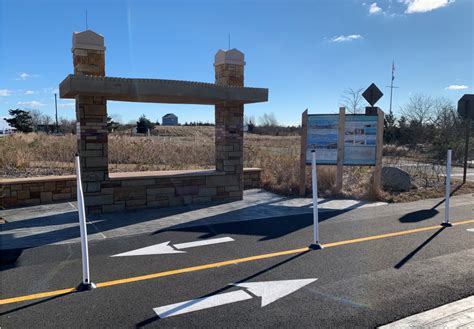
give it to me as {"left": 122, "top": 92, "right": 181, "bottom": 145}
{"left": 1, "top": 126, "right": 472, "bottom": 202}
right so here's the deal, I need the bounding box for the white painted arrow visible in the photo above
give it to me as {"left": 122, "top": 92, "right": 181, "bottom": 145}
{"left": 234, "top": 278, "right": 318, "bottom": 307}
{"left": 111, "top": 237, "right": 234, "bottom": 257}
{"left": 153, "top": 278, "right": 317, "bottom": 318}
{"left": 467, "top": 228, "right": 474, "bottom": 232}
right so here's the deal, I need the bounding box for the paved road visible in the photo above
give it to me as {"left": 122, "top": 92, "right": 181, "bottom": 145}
{"left": 1, "top": 197, "right": 473, "bottom": 328}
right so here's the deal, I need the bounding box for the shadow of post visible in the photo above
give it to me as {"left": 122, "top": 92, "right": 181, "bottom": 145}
{"left": 394, "top": 226, "right": 446, "bottom": 269}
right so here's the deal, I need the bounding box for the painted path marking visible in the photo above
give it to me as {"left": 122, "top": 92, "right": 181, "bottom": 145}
{"left": 111, "top": 237, "right": 234, "bottom": 257}
{"left": 154, "top": 278, "right": 317, "bottom": 318}
{"left": 467, "top": 228, "right": 474, "bottom": 232}
{"left": 1, "top": 219, "right": 473, "bottom": 306}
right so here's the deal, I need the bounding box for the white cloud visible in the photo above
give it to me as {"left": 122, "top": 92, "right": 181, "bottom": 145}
{"left": 445, "top": 85, "right": 468, "bottom": 90}
{"left": 0, "top": 89, "right": 12, "bottom": 96}
{"left": 42, "top": 87, "right": 59, "bottom": 94}
{"left": 369, "top": 2, "right": 383, "bottom": 14}
{"left": 330, "top": 34, "right": 364, "bottom": 42}
{"left": 17, "top": 100, "right": 45, "bottom": 108}
{"left": 58, "top": 101, "right": 75, "bottom": 109}
{"left": 25, "top": 90, "right": 35, "bottom": 95}
{"left": 404, "top": 0, "right": 454, "bottom": 14}
{"left": 16, "top": 72, "right": 39, "bottom": 80}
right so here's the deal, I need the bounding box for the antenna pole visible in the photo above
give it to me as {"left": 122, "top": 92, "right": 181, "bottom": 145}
{"left": 228, "top": 34, "right": 230, "bottom": 50}
{"left": 86, "top": 10, "right": 88, "bottom": 30}
{"left": 389, "top": 61, "right": 394, "bottom": 114}
{"left": 386, "top": 61, "right": 399, "bottom": 114}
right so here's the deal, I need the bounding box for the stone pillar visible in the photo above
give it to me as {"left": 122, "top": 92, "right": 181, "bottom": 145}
{"left": 72, "top": 31, "right": 109, "bottom": 212}
{"left": 214, "top": 49, "right": 245, "bottom": 199}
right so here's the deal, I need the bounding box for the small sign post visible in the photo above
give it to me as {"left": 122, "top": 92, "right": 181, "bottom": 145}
{"left": 75, "top": 155, "right": 96, "bottom": 290}
{"left": 310, "top": 150, "right": 323, "bottom": 249}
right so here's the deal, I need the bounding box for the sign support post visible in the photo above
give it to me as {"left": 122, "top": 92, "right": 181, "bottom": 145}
{"left": 373, "top": 108, "right": 384, "bottom": 192}
{"left": 310, "top": 150, "right": 323, "bottom": 249}
{"left": 299, "top": 109, "right": 308, "bottom": 196}
{"left": 457, "top": 95, "right": 473, "bottom": 183}
{"left": 442, "top": 149, "right": 453, "bottom": 227}
{"left": 463, "top": 118, "right": 471, "bottom": 184}
{"left": 335, "top": 107, "right": 345, "bottom": 193}
{"left": 75, "top": 155, "right": 96, "bottom": 290}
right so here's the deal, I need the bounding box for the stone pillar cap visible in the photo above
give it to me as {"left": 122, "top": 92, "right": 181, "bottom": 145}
{"left": 214, "top": 49, "right": 245, "bottom": 66}
{"left": 72, "top": 30, "right": 106, "bottom": 52}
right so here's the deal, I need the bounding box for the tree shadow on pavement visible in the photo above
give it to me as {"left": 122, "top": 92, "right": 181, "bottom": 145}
{"left": 153, "top": 208, "right": 352, "bottom": 242}
{"left": 394, "top": 226, "right": 446, "bottom": 269}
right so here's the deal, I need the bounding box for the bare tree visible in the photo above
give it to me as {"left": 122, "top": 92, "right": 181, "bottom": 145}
{"left": 258, "top": 113, "right": 278, "bottom": 127}
{"left": 401, "top": 94, "right": 436, "bottom": 125}
{"left": 59, "top": 117, "right": 76, "bottom": 134}
{"left": 340, "top": 87, "right": 365, "bottom": 114}
{"left": 244, "top": 115, "right": 256, "bottom": 126}
{"left": 30, "top": 109, "right": 42, "bottom": 132}
{"left": 41, "top": 114, "right": 52, "bottom": 132}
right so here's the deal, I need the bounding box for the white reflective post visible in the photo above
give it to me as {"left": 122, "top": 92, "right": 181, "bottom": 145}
{"left": 75, "top": 155, "right": 95, "bottom": 290}
{"left": 444, "top": 149, "right": 452, "bottom": 225}
{"left": 311, "top": 150, "right": 321, "bottom": 247}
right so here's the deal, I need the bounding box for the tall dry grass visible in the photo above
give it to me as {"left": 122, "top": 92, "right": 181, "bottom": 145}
{"left": 2, "top": 127, "right": 466, "bottom": 201}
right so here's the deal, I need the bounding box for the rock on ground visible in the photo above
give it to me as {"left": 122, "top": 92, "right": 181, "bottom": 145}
{"left": 381, "top": 166, "right": 411, "bottom": 192}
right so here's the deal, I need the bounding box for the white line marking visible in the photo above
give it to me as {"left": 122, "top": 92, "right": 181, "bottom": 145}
{"left": 154, "top": 290, "right": 252, "bottom": 318}
{"left": 175, "top": 237, "right": 235, "bottom": 250}
{"left": 153, "top": 278, "right": 318, "bottom": 318}
{"left": 467, "top": 228, "right": 474, "bottom": 233}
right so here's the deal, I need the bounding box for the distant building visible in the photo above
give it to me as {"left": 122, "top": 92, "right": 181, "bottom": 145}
{"left": 162, "top": 113, "right": 178, "bottom": 126}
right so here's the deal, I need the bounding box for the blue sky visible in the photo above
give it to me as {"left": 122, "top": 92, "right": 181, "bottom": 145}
{"left": 0, "top": 0, "right": 472, "bottom": 127}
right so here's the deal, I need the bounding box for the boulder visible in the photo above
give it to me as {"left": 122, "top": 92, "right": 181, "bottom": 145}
{"left": 381, "top": 167, "right": 411, "bottom": 192}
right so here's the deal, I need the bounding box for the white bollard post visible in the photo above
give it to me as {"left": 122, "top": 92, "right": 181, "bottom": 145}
{"left": 443, "top": 149, "right": 452, "bottom": 227}
{"left": 311, "top": 150, "right": 323, "bottom": 249}
{"left": 75, "top": 155, "right": 95, "bottom": 290}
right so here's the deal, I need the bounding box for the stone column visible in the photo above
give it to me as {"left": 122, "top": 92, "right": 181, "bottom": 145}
{"left": 72, "top": 31, "right": 109, "bottom": 212}
{"left": 214, "top": 49, "right": 245, "bottom": 199}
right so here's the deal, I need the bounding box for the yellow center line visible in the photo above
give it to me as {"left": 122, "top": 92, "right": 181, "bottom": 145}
{"left": 1, "top": 219, "right": 473, "bottom": 306}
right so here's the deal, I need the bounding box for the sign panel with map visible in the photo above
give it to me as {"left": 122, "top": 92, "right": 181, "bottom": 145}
{"left": 306, "top": 114, "right": 378, "bottom": 165}
{"left": 306, "top": 114, "right": 339, "bottom": 164}
{"left": 343, "top": 115, "right": 377, "bottom": 165}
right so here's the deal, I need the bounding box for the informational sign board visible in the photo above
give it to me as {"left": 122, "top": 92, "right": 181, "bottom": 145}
{"left": 306, "top": 114, "right": 377, "bottom": 165}
{"left": 343, "top": 115, "right": 377, "bottom": 165}
{"left": 306, "top": 114, "right": 339, "bottom": 164}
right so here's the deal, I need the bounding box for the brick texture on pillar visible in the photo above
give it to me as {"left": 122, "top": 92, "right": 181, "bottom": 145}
{"left": 72, "top": 30, "right": 110, "bottom": 213}
{"left": 214, "top": 49, "right": 246, "bottom": 200}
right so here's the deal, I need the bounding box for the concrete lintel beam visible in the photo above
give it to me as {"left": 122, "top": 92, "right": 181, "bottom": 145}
{"left": 59, "top": 74, "right": 268, "bottom": 105}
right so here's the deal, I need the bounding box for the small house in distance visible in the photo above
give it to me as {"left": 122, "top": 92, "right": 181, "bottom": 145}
{"left": 162, "top": 113, "right": 178, "bottom": 126}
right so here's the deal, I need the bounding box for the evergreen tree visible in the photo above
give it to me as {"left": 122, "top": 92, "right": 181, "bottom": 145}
{"left": 136, "top": 115, "right": 155, "bottom": 134}
{"left": 4, "top": 109, "right": 33, "bottom": 132}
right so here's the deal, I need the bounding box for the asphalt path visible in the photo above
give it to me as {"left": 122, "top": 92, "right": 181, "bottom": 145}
{"left": 1, "top": 199, "right": 473, "bottom": 328}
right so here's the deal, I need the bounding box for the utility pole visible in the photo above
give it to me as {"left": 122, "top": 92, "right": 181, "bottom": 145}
{"left": 54, "top": 93, "right": 59, "bottom": 134}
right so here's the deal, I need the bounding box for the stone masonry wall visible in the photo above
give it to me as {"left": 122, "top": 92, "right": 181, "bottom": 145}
{"left": 214, "top": 50, "right": 246, "bottom": 202}
{"left": 0, "top": 169, "right": 261, "bottom": 210}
